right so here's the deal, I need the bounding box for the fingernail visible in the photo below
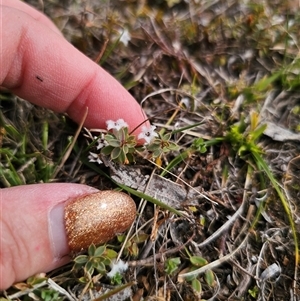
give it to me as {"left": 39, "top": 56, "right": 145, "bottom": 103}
{"left": 50, "top": 191, "right": 136, "bottom": 256}
{"left": 49, "top": 202, "right": 69, "bottom": 258}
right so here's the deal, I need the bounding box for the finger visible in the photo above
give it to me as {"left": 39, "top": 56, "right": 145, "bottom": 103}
{"left": 0, "top": 184, "right": 98, "bottom": 290}
{"left": 0, "top": 184, "right": 136, "bottom": 290}
{"left": 1, "top": 0, "right": 62, "bottom": 35}
{"left": 0, "top": 4, "right": 148, "bottom": 133}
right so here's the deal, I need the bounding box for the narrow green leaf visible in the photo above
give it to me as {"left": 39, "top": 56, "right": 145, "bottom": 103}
{"left": 160, "top": 150, "right": 189, "bottom": 177}
{"left": 170, "top": 121, "right": 205, "bottom": 135}
{"left": 249, "top": 124, "right": 267, "bottom": 142}
{"left": 252, "top": 152, "right": 299, "bottom": 266}
{"left": 116, "top": 183, "right": 184, "bottom": 216}
{"left": 254, "top": 72, "right": 280, "bottom": 91}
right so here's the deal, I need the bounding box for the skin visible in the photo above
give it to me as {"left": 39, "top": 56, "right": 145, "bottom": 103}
{"left": 0, "top": 0, "right": 147, "bottom": 290}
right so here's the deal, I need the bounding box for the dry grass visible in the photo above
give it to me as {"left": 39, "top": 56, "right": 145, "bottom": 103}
{"left": 2, "top": 0, "right": 300, "bottom": 300}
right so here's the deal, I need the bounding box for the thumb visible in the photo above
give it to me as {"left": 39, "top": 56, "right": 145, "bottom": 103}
{"left": 0, "top": 184, "right": 136, "bottom": 290}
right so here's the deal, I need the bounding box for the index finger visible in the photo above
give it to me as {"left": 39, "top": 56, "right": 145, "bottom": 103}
{"left": 0, "top": 4, "right": 147, "bottom": 132}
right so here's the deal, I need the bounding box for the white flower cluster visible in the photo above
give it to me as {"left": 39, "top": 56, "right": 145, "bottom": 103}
{"left": 88, "top": 151, "right": 103, "bottom": 164}
{"left": 88, "top": 119, "right": 158, "bottom": 164}
{"left": 106, "top": 119, "right": 129, "bottom": 131}
{"left": 138, "top": 125, "right": 158, "bottom": 144}
{"left": 88, "top": 133, "right": 108, "bottom": 165}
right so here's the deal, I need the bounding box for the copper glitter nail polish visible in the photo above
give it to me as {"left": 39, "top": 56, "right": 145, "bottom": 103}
{"left": 65, "top": 191, "right": 136, "bottom": 252}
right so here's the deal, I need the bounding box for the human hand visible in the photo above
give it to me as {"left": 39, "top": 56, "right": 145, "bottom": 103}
{"left": 0, "top": 0, "right": 146, "bottom": 290}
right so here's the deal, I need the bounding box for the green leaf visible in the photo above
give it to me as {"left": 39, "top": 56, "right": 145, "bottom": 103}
{"left": 117, "top": 149, "right": 126, "bottom": 163}
{"left": 252, "top": 151, "right": 299, "bottom": 267}
{"left": 161, "top": 132, "right": 172, "bottom": 140}
{"left": 129, "top": 242, "right": 139, "bottom": 257}
{"left": 204, "top": 269, "right": 215, "bottom": 287}
{"left": 74, "top": 255, "right": 88, "bottom": 265}
{"left": 111, "top": 147, "right": 122, "bottom": 160}
{"left": 114, "top": 127, "right": 128, "bottom": 141}
{"left": 26, "top": 275, "right": 47, "bottom": 286}
{"left": 123, "top": 144, "right": 129, "bottom": 154}
{"left": 78, "top": 276, "right": 88, "bottom": 283}
{"left": 2, "top": 124, "right": 22, "bottom": 140}
{"left": 88, "top": 244, "right": 96, "bottom": 256}
{"left": 165, "top": 257, "right": 181, "bottom": 275}
{"left": 132, "top": 233, "right": 149, "bottom": 243}
{"left": 94, "top": 245, "right": 106, "bottom": 257}
{"left": 170, "top": 121, "right": 205, "bottom": 135}
{"left": 85, "top": 261, "right": 94, "bottom": 275}
{"left": 191, "top": 278, "right": 202, "bottom": 293}
{"left": 164, "top": 142, "right": 179, "bottom": 152}
{"left": 117, "top": 235, "right": 126, "bottom": 242}
{"left": 95, "top": 262, "right": 106, "bottom": 273}
{"left": 106, "top": 248, "right": 118, "bottom": 259}
{"left": 101, "top": 145, "right": 114, "bottom": 155}
{"left": 116, "top": 183, "right": 184, "bottom": 216}
{"left": 248, "top": 286, "right": 259, "bottom": 298}
{"left": 146, "top": 141, "right": 161, "bottom": 151}
{"left": 199, "top": 145, "right": 207, "bottom": 153}
{"left": 160, "top": 150, "right": 189, "bottom": 177}
{"left": 110, "top": 272, "right": 123, "bottom": 285}
{"left": 101, "top": 257, "right": 111, "bottom": 266}
{"left": 106, "top": 135, "right": 121, "bottom": 147}
{"left": 190, "top": 256, "right": 208, "bottom": 267}
{"left": 153, "top": 149, "right": 162, "bottom": 158}
{"left": 126, "top": 152, "right": 135, "bottom": 163}
{"left": 253, "top": 72, "right": 280, "bottom": 91}
{"left": 127, "top": 135, "right": 137, "bottom": 146}
{"left": 249, "top": 124, "right": 267, "bottom": 142}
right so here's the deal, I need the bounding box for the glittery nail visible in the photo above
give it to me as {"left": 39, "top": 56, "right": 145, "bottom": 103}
{"left": 65, "top": 191, "right": 136, "bottom": 252}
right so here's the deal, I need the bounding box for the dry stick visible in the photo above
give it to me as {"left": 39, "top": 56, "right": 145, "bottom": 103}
{"left": 194, "top": 164, "right": 253, "bottom": 249}
{"left": 116, "top": 168, "right": 158, "bottom": 262}
{"left": 52, "top": 107, "right": 88, "bottom": 179}
{"left": 7, "top": 281, "right": 48, "bottom": 299}
{"left": 132, "top": 87, "right": 208, "bottom": 135}
{"left": 92, "top": 281, "right": 135, "bottom": 301}
{"left": 179, "top": 233, "right": 250, "bottom": 279}
{"left": 181, "top": 167, "right": 254, "bottom": 279}
{"left": 7, "top": 279, "right": 75, "bottom": 301}
{"left": 140, "top": 88, "right": 198, "bottom": 107}
{"left": 47, "top": 279, "right": 76, "bottom": 301}
{"left": 94, "top": 38, "right": 109, "bottom": 64}
{"left": 228, "top": 261, "right": 257, "bottom": 299}
{"left": 128, "top": 234, "right": 195, "bottom": 267}
{"left": 136, "top": 151, "right": 223, "bottom": 208}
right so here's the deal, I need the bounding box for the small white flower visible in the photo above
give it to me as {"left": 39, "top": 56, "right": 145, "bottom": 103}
{"left": 119, "top": 28, "right": 131, "bottom": 47}
{"left": 94, "top": 136, "right": 107, "bottom": 150}
{"left": 88, "top": 152, "right": 102, "bottom": 164}
{"left": 138, "top": 125, "right": 158, "bottom": 144}
{"left": 106, "top": 119, "right": 129, "bottom": 131}
{"left": 107, "top": 260, "right": 128, "bottom": 278}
